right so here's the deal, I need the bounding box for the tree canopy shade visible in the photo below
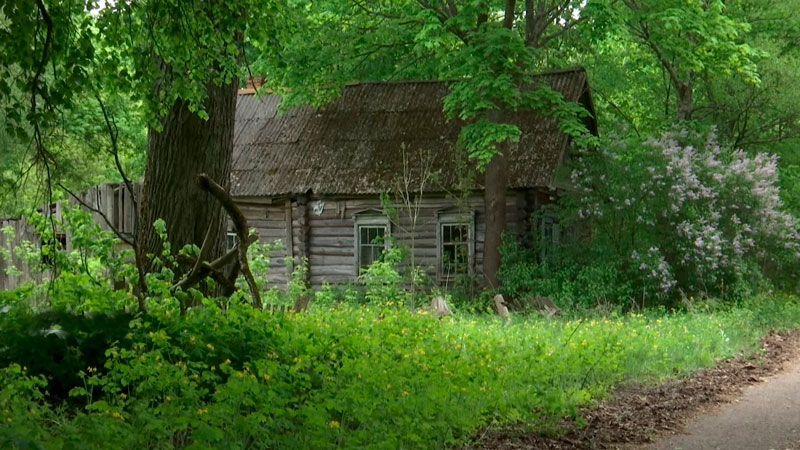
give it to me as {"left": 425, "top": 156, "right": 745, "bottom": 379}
{"left": 256, "top": 0, "right": 599, "bottom": 286}
{"left": 1, "top": 0, "right": 288, "bottom": 304}
{"left": 2, "top": 0, "right": 799, "bottom": 292}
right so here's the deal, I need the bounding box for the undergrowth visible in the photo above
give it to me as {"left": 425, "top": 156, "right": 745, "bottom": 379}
{"left": 1, "top": 293, "right": 799, "bottom": 449}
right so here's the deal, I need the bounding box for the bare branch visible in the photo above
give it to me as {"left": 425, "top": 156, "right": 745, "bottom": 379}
{"left": 197, "top": 174, "right": 262, "bottom": 309}
{"left": 173, "top": 234, "right": 256, "bottom": 292}
{"left": 95, "top": 95, "right": 138, "bottom": 214}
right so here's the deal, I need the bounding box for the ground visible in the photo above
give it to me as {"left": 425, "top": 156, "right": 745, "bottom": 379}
{"left": 466, "top": 329, "right": 800, "bottom": 450}
{"left": 644, "top": 354, "right": 800, "bottom": 450}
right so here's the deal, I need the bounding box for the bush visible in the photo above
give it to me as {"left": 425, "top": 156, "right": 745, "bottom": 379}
{"left": 501, "top": 129, "right": 800, "bottom": 307}
{"left": 0, "top": 305, "right": 134, "bottom": 404}
{"left": 1, "top": 293, "right": 800, "bottom": 449}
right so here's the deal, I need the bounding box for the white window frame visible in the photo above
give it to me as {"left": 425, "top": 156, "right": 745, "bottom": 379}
{"left": 353, "top": 213, "right": 391, "bottom": 274}
{"left": 225, "top": 231, "right": 238, "bottom": 251}
{"left": 436, "top": 210, "right": 475, "bottom": 281}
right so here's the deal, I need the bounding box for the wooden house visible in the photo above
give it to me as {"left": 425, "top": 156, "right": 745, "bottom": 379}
{"left": 230, "top": 67, "right": 597, "bottom": 288}
{"left": 0, "top": 68, "right": 596, "bottom": 292}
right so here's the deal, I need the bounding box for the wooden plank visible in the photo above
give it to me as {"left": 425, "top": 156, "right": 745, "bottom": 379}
{"left": 309, "top": 274, "right": 354, "bottom": 286}
{"left": 308, "top": 265, "right": 357, "bottom": 276}
{"left": 284, "top": 199, "right": 294, "bottom": 274}
{"left": 309, "top": 248, "right": 354, "bottom": 258}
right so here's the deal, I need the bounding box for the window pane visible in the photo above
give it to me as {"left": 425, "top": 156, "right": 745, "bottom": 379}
{"left": 358, "top": 225, "right": 387, "bottom": 268}
{"left": 440, "top": 223, "right": 470, "bottom": 276}
{"left": 443, "top": 224, "right": 452, "bottom": 243}
{"left": 360, "top": 245, "right": 373, "bottom": 267}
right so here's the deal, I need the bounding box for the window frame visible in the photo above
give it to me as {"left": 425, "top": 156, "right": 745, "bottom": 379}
{"left": 225, "top": 231, "right": 238, "bottom": 252}
{"left": 436, "top": 210, "right": 475, "bottom": 282}
{"left": 353, "top": 213, "right": 391, "bottom": 274}
{"left": 538, "top": 213, "right": 560, "bottom": 263}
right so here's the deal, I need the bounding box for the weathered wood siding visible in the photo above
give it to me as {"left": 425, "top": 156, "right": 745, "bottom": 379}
{"left": 0, "top": 218, "right": 45, "bottom": 291}
{"left": 0, "top": 183, "right": 137, "bottom": 292}
{"left": 236, "top": 199, "right": 291, "bottom": 286}
{"left": 2, "top": 185, "right": 545, "bottom": 293}
{"left": 296, "top": 192, "right": 526, "bottom": 288}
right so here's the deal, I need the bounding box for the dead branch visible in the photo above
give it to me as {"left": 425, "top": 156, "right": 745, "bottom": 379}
{"left": 173, "top": 234, "right": 256, "bottom": 292}
{"left": 95, "top": 95, "right": 138, "bottom": 213}
{"left": 197, "top": 174, "right": 262, "bottom": 309}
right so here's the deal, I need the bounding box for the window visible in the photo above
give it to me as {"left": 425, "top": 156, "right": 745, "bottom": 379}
{"left": 226, "top": 232, "right": 238, "bottom": 251}
{"left": 437, "top": 211, "right": 474, "bottom": 280}
{"left": 354, "top": 214, "right": 390, "bottom": 272}
{"left": 539, "top": 214, "right": 560, "bottom": 262}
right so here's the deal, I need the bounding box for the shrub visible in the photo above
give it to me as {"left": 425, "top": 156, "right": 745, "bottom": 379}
{"left": 0, "top": 305, "right": 134, "bottom": 405}
{"left": 501, "top": 129, "right": 800, "bottom": 307}
{"left": 2, "top": 293, "right": 800, "bottom": 449}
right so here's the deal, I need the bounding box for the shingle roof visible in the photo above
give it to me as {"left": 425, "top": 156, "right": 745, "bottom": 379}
{"left": 231, "top": 67, "right": 595, "bottom": 197}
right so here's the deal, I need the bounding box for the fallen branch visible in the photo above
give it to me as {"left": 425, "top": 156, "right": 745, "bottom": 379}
{"left": 173, "top": 234, "right": 256, "bottom": 293}
{"left": 197, "top": 174, "right": 262, "bottom": 309}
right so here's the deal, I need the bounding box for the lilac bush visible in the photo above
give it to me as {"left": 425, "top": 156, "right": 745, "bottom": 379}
{"left": 561, "top": 130, "right": 800, "bottom": 303}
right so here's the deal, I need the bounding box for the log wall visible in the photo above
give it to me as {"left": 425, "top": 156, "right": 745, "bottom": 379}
{"left": 2, "top": 186, "right": 552, "bottom": 293}
{"left": 296, "top": 191, "right": 527, "bottom": 288}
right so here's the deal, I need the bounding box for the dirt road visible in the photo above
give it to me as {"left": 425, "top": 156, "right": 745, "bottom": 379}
{"left": 644, "top": 356, "right": 800, "bottom": 450}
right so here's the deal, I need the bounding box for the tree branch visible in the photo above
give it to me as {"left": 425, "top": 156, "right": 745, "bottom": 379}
{"left": 197, "top": 174, "right": 262, "bottom": 309}
{"left": 58, "top": 183, "right": 135, "bottom": 247}
{"left": 95, "top": 94, "right": 138, "bottom": 214}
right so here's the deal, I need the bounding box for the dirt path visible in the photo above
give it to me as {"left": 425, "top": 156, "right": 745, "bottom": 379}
{"left": 466, "top": 330, "right": 800, "bottom": 450}
{"left": 643, "top": 356, "right": 800, "bottom": 450}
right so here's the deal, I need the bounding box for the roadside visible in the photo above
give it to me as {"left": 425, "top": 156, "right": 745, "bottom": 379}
{"left": 466, "top": 329, "right": 800, "bottom": 450}
{"left": 643, "top": 353, "right": 800, "bottom": 450}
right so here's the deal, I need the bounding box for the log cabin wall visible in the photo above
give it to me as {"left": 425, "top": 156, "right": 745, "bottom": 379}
{"left": 235, "top": 198, "right": 292, "bottom": 287}
{"left": 291, "top": 191, "right": 526, "bottom": 289}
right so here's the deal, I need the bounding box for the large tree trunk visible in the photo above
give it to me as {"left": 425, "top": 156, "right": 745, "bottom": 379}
{"left": 137, "top": 80, "right": 237, "bottom": 278}
{"left": 482, "top": 149, "right": 507, "bottom": 289}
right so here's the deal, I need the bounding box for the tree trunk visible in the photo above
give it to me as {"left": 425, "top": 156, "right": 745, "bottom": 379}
{"left": 482, "top": 149, "right": 507, "bottom": 289}
{"left": 676, "top": 81, "right": 693, "bottom": 121}
{"left": 481, "top": 0, "right": 516, "bottom": 290}
{"left": 137, "top": 80, "right": 237, "bottom": 279}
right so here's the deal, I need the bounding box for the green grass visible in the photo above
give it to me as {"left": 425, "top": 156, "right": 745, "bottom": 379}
{"left": 2, "top": 294, "right": 800, "bottom": 449}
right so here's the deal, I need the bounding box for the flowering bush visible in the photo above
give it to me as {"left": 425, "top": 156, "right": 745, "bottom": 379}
{"left": 560, "top": 129, "right": 800, "bottom": 303}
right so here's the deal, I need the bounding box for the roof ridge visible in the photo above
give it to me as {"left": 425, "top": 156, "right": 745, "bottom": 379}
{"left": 344, "top": 67, "right": 586, "bottom": 87}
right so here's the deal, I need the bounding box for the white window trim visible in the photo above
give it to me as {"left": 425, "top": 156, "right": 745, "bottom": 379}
{"left": 225, "top": 231, "right": 238, "bottom": 251}
{"left": 436, "top": 210, "right": 475, "bottom": 281}
{"left": 353, "top": 213, "right": 391, "bottom": 274}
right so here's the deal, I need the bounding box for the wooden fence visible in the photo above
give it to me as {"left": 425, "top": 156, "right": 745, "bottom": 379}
{"left": 0, "top": 182, "right": 138, "bottom": 291}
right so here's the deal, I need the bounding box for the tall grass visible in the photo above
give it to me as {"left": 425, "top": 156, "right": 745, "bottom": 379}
{"left": 1, "top": 294, "right": 799, "bottom": 449}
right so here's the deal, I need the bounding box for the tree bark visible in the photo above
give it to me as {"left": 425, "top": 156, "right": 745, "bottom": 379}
{"left": 676, "top": 80, "right": 693, "bottom": 121}
{"left": 481, "top": 0, "right": 516, "bottom": 289}
{"left": 482, "top": 149, "right": 507, "bottom": 289}
{"left": 137, "top": 80, "right": 237, "bottom": 279}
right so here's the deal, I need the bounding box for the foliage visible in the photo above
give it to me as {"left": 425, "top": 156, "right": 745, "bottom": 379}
{"left": 359, "top": 245, "right": 406, "bottom": 305}
{"left": 1, "top": 285, "right": 799, "bottom": 448}
{"left": 500, "top": 130, "right": 800, "bottom": 307}
{"left": 0, "top": 306, "right": 134, "bottom": 405}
